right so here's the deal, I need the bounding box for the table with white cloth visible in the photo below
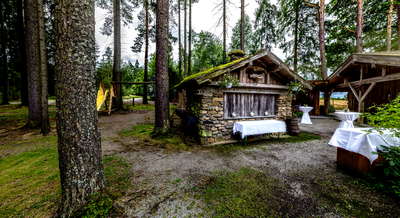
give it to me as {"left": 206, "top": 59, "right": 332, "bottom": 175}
{"left": 335, "top": 112, "right": 361, "bottom": 129}
{"left": 233, "top": 120, "right": 286, "bottom": 145}
{"left": 299, "top": 106, "right": 314, "bottom": 124}
{"left": 328, "top": 128, "right": 400, "bottom": 174}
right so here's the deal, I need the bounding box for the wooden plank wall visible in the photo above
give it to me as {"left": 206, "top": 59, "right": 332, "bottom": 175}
{"left": 348, "top": 80, "right": 400, "bottom": 112}
{"left": 212, "top": 67, "right": 285, "bottom": 85}
{"left": 223, "top": 93, "right": 276, "bottom": 117}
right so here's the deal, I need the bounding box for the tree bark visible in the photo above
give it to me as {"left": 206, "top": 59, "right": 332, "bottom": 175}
{"left": 188, "top": 0, "right": 192, "bottom": 75}
{"left": 0, "top": 0, "right": 9, "bottom": 105}
{"left": 387, "top": 0, "right": 394, "bottom": 52}
{"left": 113, "top": 0, "right": 122, "bottom": 110}
{"left": 397, "top": 4, "right": 400, "bottom": 50}
{"left": 356, "top": 0, "right": 363, "bottom": 53}
{"left": 184, "top": 0, "right": 187, "bottom": 77}
{"left": 17, "top": 0, "right": 28, "bottom": 106}
{"left": 54, "top": 0, "right": 106, "bottom": 216}
{"left": 143, "top": 0, "right": 149, "bottom": 104}
{"left": 240, "top": 0, "right": 244, "bottom": 52}
{"left": 25, "top": 0, "right": 42, "bottom": 127}
{"left": 154, "top": 0, "right": 170, "bottom": 135}
{"left": 178, "top": 0, "right": 182, "bottom": 81}
{"left": 319, "top": 0, "right": 327, "bottom": 79}
{"left": 223, "top": 0, "right": 226, "bottom": 64}
{"left": 37, "top": 0, "right": 50, "bottom": 135}
{"left": 293, "top": 1, "right": 299, "bottom": 73}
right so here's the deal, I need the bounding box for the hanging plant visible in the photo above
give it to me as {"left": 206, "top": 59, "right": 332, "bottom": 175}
{"left": 287, "top": 81, "right": 305, "bottom": 97}
{"left": 218, "top": 74, "right": 240, "bottom": 88}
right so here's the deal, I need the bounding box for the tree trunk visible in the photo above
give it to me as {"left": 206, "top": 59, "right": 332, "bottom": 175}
{"left": 356, "top": 0, "right": 363, "bottom": 53}
{"left": 397, "top": 4, "right": 400, "bottom": 50}
{"left": 319, "top": 0, "right": 327, "bottom": 79}
{"left": 293, "top": 1, "right": 299, "bottom": 73}
{"left": 37, "top": 0, "right": 49, "bottom": 135}
{"left": 113, "top": 0, "right": 122, "bottom": 110}
{"left": 17, "top": 0, "right": 28, "bottom": 106}
{"left": 387, "top": 0, "right": 394, "bottom": 52}
{"left": 55, "top": 0, "right": 106, "bottom": 216}
{"left": 184, "top": 0, "right": 187, "bottom": 77}
{"left": 143, "top": 0, "right": 149, "bottom": 104}
{"left": 154, "top": 0, "right": 170, "bottom": 135}
{"left": 223, "top": 0, "right": 226, "bottom": 64}
{"left": 0, "top": 0, "right": 9, "bottom": 105}
{"left": 188, "top": 0, "right": 192, "bottom": 75}
{"left": 240, "top": 0, "right": 244, "bottom": 52}
{"left": 178, "top": 0, "right": 182, "bottom": 81}
{"left": 25, "top": 0, "right": 42, "bottom": 127}
{"left": 324, "top": 92, "right": 330, "bottom": 116}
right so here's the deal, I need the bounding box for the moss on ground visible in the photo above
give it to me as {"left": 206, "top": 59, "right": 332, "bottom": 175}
{"left": 119, "top": 123, "right": 191, "bottom": 151}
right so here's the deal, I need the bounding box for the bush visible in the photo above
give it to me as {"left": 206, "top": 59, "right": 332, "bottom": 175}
{"left": 319, "top": 105, "right": 335, "bottom": 115}
{"left": 359, "top": 94, "right": 400, "bottom": 198}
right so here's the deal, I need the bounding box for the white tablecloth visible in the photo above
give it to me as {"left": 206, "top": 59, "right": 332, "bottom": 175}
{"left": 233, "top": 120, "right": 286, "bottom": 139}
{"left": 335, "top": 112, "right": 361, "bottom": 128}
{"left": 328, "top": 128, "right": 400, "bottom": 163}
{"left": 299, "top": 106, "right": 313, "bottom": 124}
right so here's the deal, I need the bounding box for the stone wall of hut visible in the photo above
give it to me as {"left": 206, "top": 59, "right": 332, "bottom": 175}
{"left": 185, "top": 87, "right": 293, "bottom": 146}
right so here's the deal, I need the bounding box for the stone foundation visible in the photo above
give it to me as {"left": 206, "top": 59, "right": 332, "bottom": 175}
{"left": 184, "top": 87, "right": 292, "bottom": 146}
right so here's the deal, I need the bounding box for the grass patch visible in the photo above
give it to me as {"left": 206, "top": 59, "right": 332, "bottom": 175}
{"left": 196, "top": 167, "right": 279, "bottom": 217}
{"left": 126, "top": 104, "right": 155, "bottom": 111}
{"left": 214, "top": 133, "right": 321, "bottom": 153}
{"left": 103, "top": 156, "right": 132, "bottom": 198}
{"left": 0, "top": 136, "right": 61, "bottom": 217}
{"left": 120, "top": 123, "right": 190, "bottom": 151}
{"left": 0, "top": 105, "right": 56, "bottom": 129}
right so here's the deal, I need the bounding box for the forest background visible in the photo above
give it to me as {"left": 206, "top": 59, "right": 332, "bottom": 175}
{"left": 0, "top": 0, "right": 399, "bottom": 103}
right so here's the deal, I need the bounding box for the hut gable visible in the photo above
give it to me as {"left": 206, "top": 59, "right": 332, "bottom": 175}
{"left": 175, "top": 49, "right": 312, "bottom": 90}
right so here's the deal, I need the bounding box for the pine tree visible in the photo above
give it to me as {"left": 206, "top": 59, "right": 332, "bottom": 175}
{"left": 154, "top": 0, "right": 170, "bottom": 135}
{"left": 0, "top": 0, "right": 9, "bottom": 105}
{"left": 230, "top": 14, "right": 253, "bottom": 55}
{"left": 55, "top": 0, "right": 106, "bottom": 216}
{"left": 254, "top": 0, "right": 278, "bottom": 51}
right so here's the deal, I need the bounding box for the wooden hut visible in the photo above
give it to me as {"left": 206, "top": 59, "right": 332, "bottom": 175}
{"left": 320, "top": 51, "right": 400, "bottom": 122}
{"left": 174, "top": 49, "right": 312, "bottom": 146}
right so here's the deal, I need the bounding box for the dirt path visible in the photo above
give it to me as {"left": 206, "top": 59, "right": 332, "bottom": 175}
{"left": 98, "top": 109, "right": 154, "bottom": 156}
{"left": 99, "top": 113, "right": 399, "bottom": 217}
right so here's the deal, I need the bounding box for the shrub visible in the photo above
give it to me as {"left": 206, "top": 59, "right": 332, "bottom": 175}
{"left": 360, "top": 94, "right": 400, "bottom": 197}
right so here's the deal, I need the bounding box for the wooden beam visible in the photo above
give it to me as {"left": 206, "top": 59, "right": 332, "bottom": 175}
{"left": 208, "top": 81, "right": 289, "bottom": 89}
{"left": 336, "top": 73, "right": 400, "bottom": 89}
{"left": 267, "top": 73, "right": 270, "bottom": 85}
{"left": 360, "top": 82, "right": 377, "bottom": 103}
{"left": 344, "top": 78, "right": 348, "bottom": 85}
{"left": 349, "top": 85, "right": 360, "bottom": 102}
{"left": 371, "top": 62, "right": 376, "bottom": 68}
{"left": 382, "top": 67, "right": 386, "bottom": 77}
{"left": 360, "top": 66, "right": 363, "bottom": 84}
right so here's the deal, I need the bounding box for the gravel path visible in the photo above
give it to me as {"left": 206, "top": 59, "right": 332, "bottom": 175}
{"left": 99, "top": 112, "right": 399, "bottom": 217}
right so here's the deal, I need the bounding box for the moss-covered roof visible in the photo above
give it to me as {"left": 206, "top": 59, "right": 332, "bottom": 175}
{"left": 228, "top": 50, "right": 246, "bottom": 56}
{"left": 175, "top": 49, "right": 313, "bottom": 90}
{"left": 174, "top": 56, "right": 250, "bottom": 88}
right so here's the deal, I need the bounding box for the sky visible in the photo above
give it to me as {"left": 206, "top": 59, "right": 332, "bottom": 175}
{"left": 95, "top": 0, "right": 285, "bottom": 66}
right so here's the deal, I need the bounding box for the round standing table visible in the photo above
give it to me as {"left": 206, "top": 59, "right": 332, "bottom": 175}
{"left": 335, "top": 112, "right": 361, "bottom": 129}
{"left": 299, "top": 106, "right": 314, "bottom": 124}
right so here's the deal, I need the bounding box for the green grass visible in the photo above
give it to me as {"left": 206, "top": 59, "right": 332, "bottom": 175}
{"left": 214, "top": 133, "right": 321, "bottom": 153}
{"left": 0, "top": 132, "right": 133, "bottom": 217}
{"left": 126, "top": 104, "right": 155, "bottom": 111}
{"left": 0, "top": 105, "right": 56, "bottom": 128}
{"left": 122, "top": 95, "right": 150, "bottom": 100}
{"left": 120, "top": 123, "right": 190, "bottom": 151}
{"left": 0, "top": 136, "right": 61, "bottom": 217}
{"left": 196, "top": 167, "right": 279, "bottom": 218}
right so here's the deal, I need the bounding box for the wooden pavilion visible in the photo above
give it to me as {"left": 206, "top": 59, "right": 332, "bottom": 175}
{"left": 318, "top": 51, "right": 400, "bottom": 122}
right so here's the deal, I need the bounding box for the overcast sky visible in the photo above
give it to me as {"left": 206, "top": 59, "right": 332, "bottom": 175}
{"left": 95, "top": 0, "right": 285, "bottom": 66}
